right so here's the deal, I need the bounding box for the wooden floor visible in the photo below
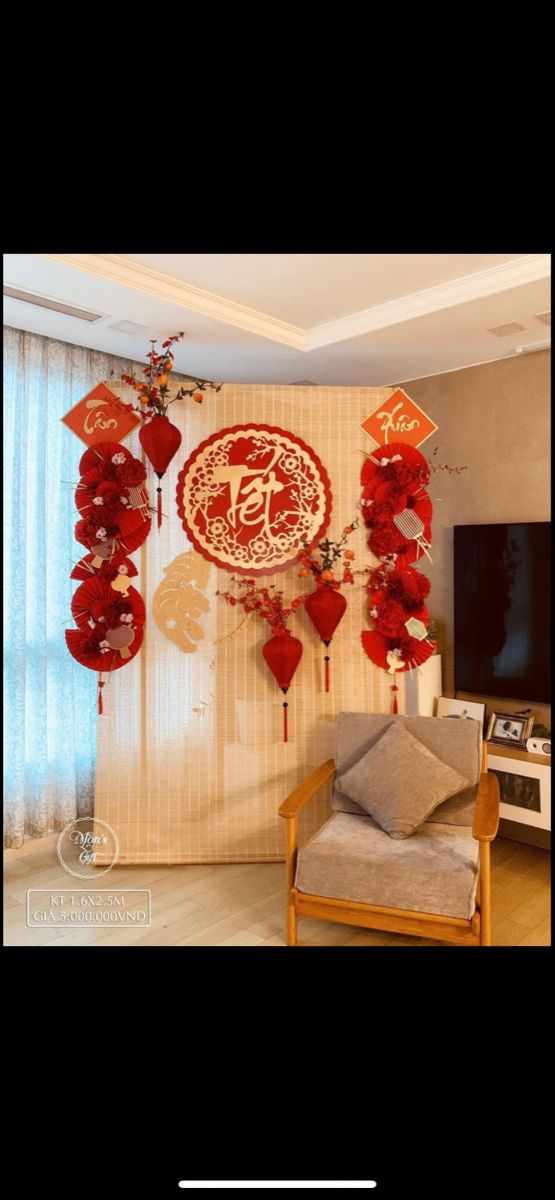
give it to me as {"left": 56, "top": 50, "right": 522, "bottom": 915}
{"left": 4, "top": 837, "right": 550, "bottom": 947}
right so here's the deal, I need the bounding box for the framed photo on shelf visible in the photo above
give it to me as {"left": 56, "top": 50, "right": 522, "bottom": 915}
{"left": 436, "top": 697, "right": 485, "bottom": 726}
{"left": 487, "top": 753, "right": 551, "bottom": 831}
{"left": 486, "top": 710, "right": 534, "bottom": 749}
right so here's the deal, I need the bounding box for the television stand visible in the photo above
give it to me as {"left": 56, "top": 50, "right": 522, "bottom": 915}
{"left": 486, "top": 741, "right": 551, "bottom": 849}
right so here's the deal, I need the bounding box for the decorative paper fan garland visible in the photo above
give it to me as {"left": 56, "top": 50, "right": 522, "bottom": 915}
{"left": 65, "top": 441, "right": 152, "bottom": 712}
{"left": 360, "top": 442, "right": 436, "bottom": 711}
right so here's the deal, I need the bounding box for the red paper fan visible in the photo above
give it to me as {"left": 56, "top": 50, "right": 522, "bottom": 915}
{"left": 116, "top": 502, "right": 151, "bottom": 540}
{"left": 117, "top": 518, "right": 152, "bottom": 555}
{"left": 361, "top": 442, "right": 430, "bottom": 487}
{"left": 400, "top": 636, "right": 436, "bottom": 671}
{"left": 79, "top": 442, "right": 134, "bottom": 475}
{"left": 361, "top": 629, "right": 435, "bottom": 673}
{"left": 71, "top": 578, "right": 145, "bottom": 631}
{"left": 75, "top": 469, "right": 124, "bottom": 516}
{"left": 360, "top": 630, "right": 389, "bottom": 669}
{"left": 72, "top": 577, "right": 114, "bottom": 629}
{"left": 71, "top": 554, "right": 138, "bottom": 582}
{"left": 65, "top": 625, "right": 144, "bottom": 673}
{"left": 74, "top": 488, "right": 150, "bottom": 540}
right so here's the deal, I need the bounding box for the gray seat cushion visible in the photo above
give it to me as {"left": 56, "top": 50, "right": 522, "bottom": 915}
{"left": 333, "top": 713, "right": 481, "bottom": 827}
{"left": 296, "top": 811, "right": 479, "bottom": 919}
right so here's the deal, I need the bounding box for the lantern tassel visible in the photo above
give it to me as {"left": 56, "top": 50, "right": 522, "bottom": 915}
{"left": 157, "top": 486, "right": 162, "bottom": 529}
{"left": 281, "top": 687, "right": 289, "bottom": 743}
{"left": 324, "top": 653, "right": 330, "bottom": 693}
{"left": 98, "top": 677, "right": 105, "bottom": 715}
{"left": 391, "top": 683, "right": 399, "bottom": 714}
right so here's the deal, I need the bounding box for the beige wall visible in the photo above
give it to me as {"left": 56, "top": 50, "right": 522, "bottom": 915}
{"left": 404, "top": 350, "right": 551, "bottom": 724}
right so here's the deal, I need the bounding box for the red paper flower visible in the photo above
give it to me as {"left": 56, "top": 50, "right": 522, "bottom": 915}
{"left": 368, "top": 524, "right": 409, "bottom": 558}
{"left": 373, "top": 598, "right": 407, "bottom": 638}
{"left": 75, "top": 516, "right": 119, "bottom": 549}
{"left": 115, "top": 459, "right": 147, "bottom": 488}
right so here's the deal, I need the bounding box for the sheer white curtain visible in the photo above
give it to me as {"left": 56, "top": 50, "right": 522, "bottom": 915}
{"left": 3, "top": 326, "right": 141, "bottom": 847}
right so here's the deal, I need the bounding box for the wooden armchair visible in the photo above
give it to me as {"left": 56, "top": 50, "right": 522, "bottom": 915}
{"left": 279, "top": 717, "right": 500, "bottom": 947}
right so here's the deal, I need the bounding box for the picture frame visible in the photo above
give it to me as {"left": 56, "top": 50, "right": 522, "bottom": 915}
{"left": 436, "top": 697, "right": 485, "bottom": 726}
{"left": 487, "top": 753, "right": 551, "bottom": 831}
{"left": 486, "top": 710, "right": 534, "bottom": 749}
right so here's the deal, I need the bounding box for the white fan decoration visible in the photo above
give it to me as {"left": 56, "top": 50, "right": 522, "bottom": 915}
{"left": 393, "top": 508, "right": 433, "bottom": 562}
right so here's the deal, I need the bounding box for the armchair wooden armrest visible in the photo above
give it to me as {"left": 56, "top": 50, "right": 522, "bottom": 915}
{"left": 279, "top": 759, "right": 336, "bottom": 818}
{"left": 473, "top": 772, "right": 500, "bottom": 842}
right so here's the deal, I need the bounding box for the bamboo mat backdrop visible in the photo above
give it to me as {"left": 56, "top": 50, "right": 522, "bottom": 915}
{"left": 95, "top": 384, "right": 406, "bottom": 863}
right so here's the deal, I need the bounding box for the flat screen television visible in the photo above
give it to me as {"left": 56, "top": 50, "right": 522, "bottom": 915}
{"left": 454, "top": 522, "right": 551, "bottom": 704}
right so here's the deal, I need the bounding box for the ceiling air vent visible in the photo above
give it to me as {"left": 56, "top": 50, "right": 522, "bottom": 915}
{"left": 109, "top": 320, "right": 150, "bottom": 335}
{"left": 488, "top": 321, "right": 527, "bottom": 337}
{"left": 534, "top": 311, "right": 551, "bottom": 325}
{"left": 3, "top": 286, "right": 103, "bottom": 322}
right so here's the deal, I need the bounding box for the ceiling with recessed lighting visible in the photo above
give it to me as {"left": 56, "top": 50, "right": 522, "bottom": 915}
{"left": 3, "top": 252, "right": 550, "bottom": 385}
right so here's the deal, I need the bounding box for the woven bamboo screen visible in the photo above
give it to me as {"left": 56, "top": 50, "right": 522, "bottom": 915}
{"left": 95, "top": 384, "right": 404, "bottom": 863}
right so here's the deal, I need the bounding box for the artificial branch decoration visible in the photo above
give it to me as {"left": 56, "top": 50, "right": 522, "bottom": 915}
{"left": 426, "top": 444, "right": 468, "bottom": 476}
{"left": 114, "top": 333, "right": 223, "bottom": 527}
{"left": 217, "top": 579, "right": 304, "bottom": 742}
{"left": 217, "top": 578, "right": 304, "bottom": 634}
{"left": 117, "top": 332, "right": 222, "bottom": 416}
{"left": 298, "top": 518, "right": 359, "bottom": 584}
{"left": 298, "top": 519, "right": 359, "bottom": 691}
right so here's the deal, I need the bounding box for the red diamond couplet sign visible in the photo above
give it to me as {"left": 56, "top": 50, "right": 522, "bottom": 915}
{"left": 61, "top": 382, "right": 141, "bottom": 447}
{"left": 176, "top": 424, "right": 332, "bottom": 576}
{"left": 361, "top": 388, "right": 438, "bottom": 450}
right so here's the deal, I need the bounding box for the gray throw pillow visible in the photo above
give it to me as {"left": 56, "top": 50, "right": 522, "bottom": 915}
{"left": 335, "top": 721, "right": 469, "bottom": 839}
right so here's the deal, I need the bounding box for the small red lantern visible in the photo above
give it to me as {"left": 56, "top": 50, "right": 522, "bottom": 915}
{"left": 139, "top": 414, "right": 182, "bottom": 528}
{"left": 262, "top": 631, "right": 303, "bottom": 742}
{"left": 304, "top": 585, "right": 347, "bottom": 692}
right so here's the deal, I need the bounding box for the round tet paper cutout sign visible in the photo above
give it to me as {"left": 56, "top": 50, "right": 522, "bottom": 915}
{"left": 176, "top": 424, "right": 332, "bottom": 575}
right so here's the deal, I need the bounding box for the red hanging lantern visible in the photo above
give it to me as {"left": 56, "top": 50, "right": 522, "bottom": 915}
{"left": 139, "top": 414, "right": 182, "bottom": 529}
{"left": 304, "top": 586, "right": 347, "bottom": 692}
{"left": 262, "top": 631, "right": 303, "bottom": 743}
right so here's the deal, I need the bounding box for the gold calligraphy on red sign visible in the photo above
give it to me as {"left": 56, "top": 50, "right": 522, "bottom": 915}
{"left": 61, "top": 383, "right": 141, "bottom": 447}
{"left": 361, "top": 388, "right": 438, "bottom": 449}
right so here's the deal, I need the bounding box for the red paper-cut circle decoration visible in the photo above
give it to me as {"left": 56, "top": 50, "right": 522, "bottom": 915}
{"left": 176, "top": 424, "right": 333, "bottom": 576}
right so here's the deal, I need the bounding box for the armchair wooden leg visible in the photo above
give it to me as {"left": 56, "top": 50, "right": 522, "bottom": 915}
{"left": 286, "top": 818, "right": 298, "bottom": 946}
{"left": 479, "top": 841, "right": 492, "bottom": 946}
{"left": 287, "top": 900, "right": 298, "bottom": 946}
